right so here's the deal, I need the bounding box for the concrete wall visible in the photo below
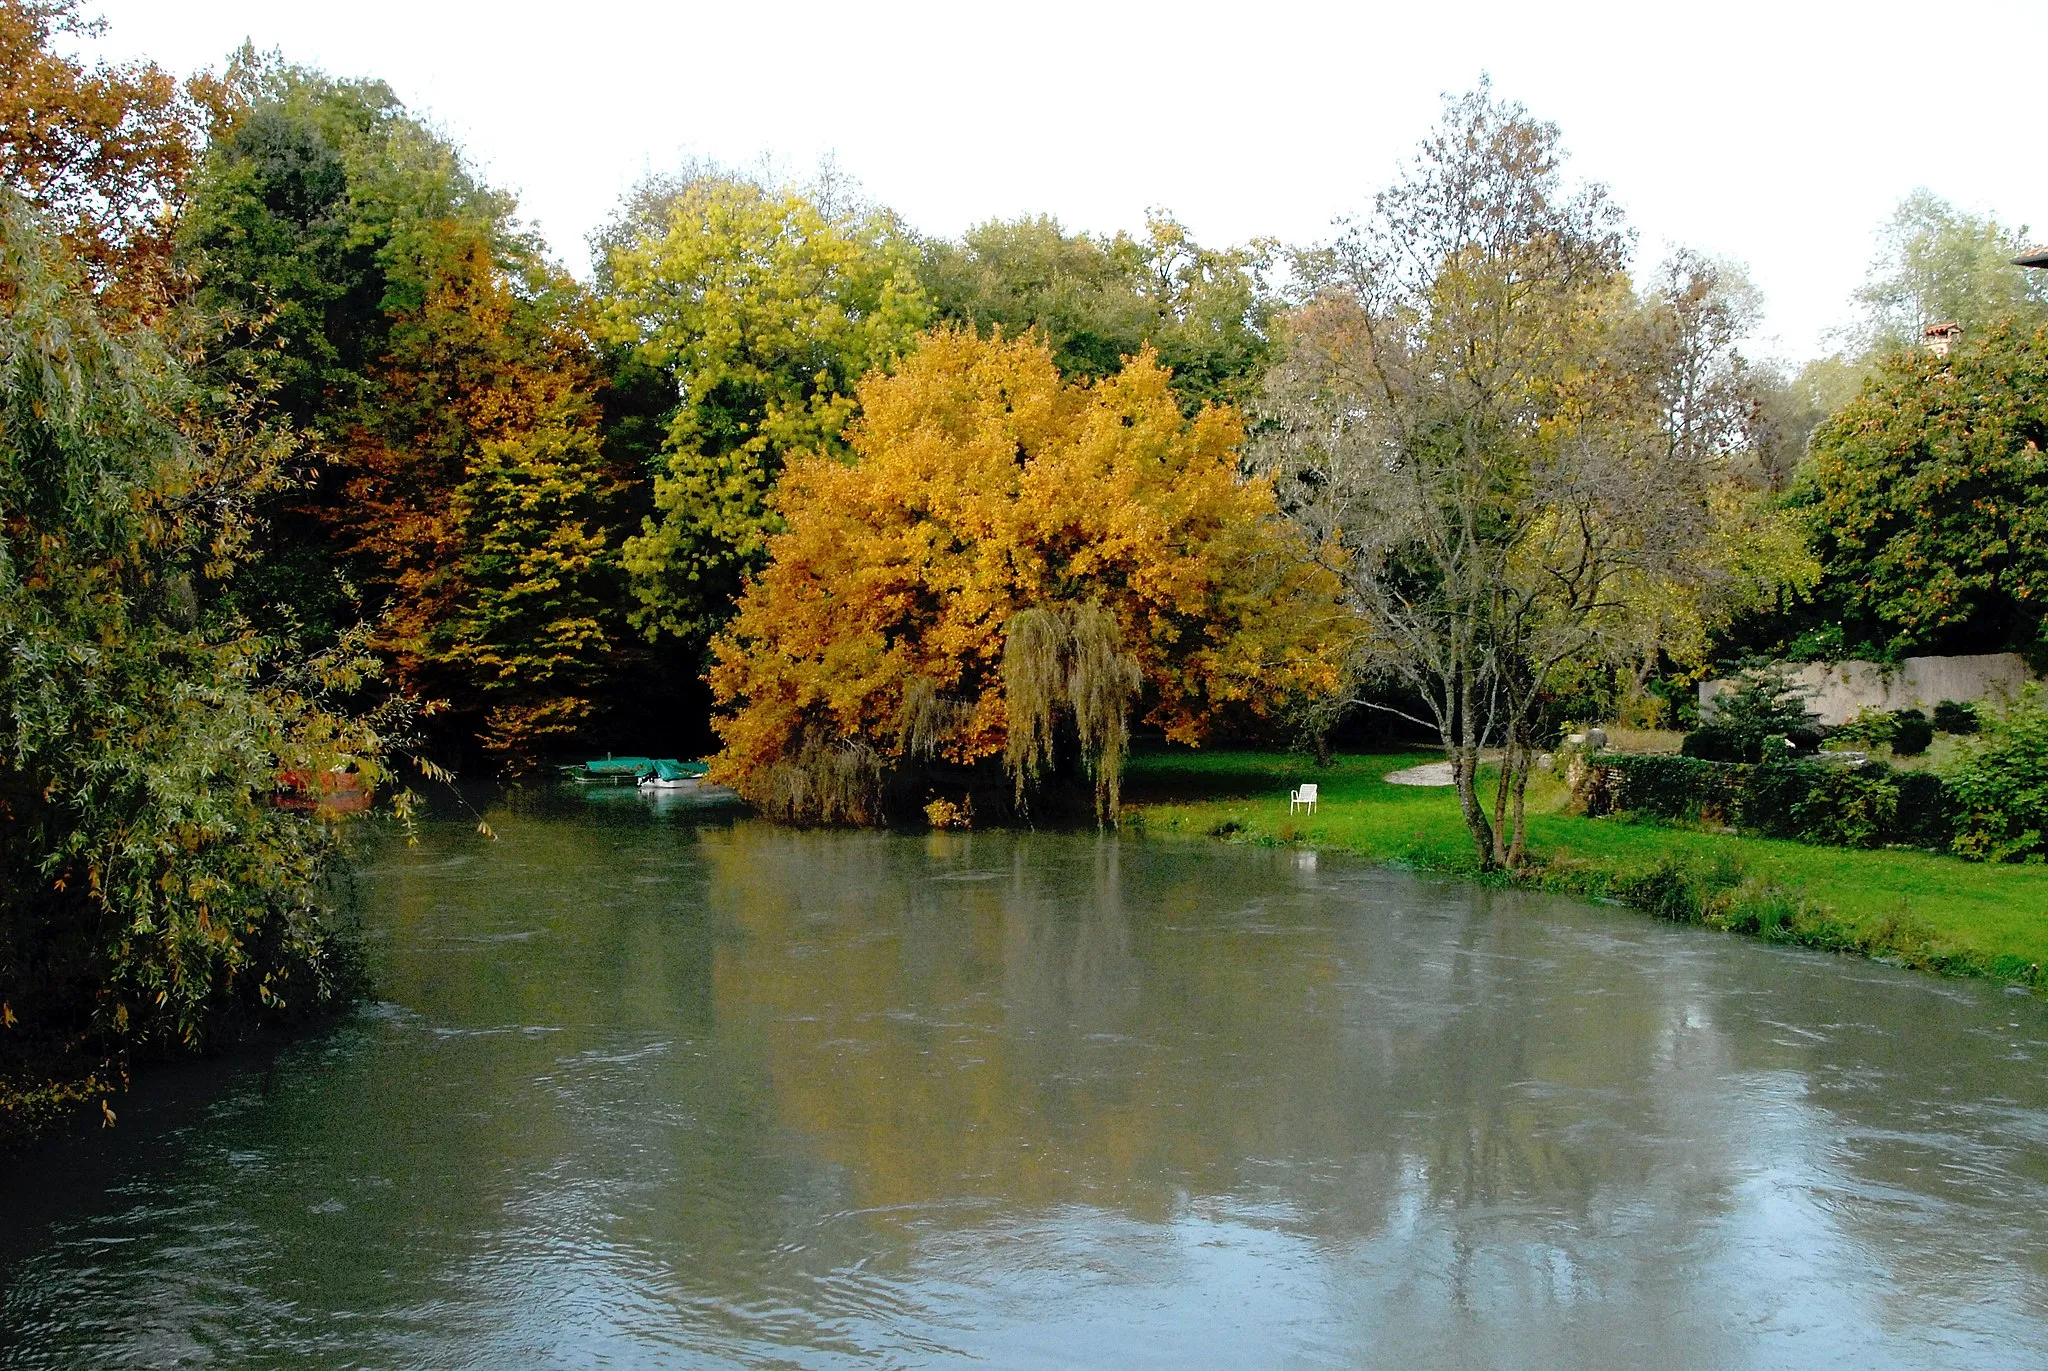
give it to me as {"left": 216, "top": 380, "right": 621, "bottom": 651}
{"left": 1699, "top": 653, "right": 2038, "bottom": 727}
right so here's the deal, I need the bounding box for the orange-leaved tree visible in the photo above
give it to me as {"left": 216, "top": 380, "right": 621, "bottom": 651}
{"left": 709, "top": 328, "right": 1335, "bottom": 825}
{"left": 337, "top": 226, "right": 632, "bottom": 771}
{"left": 0, "top": 0, "right": 215, "bottom": 317}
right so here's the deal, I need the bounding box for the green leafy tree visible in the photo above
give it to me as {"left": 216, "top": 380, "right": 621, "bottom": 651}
{"left": 1797, "top": 320, "right": 2048, "bottom": 657}
{"left": 920, "top": 211, "right": 1275, "bottom": 411}
{"left": 439, "top": 399, "right": 625, "bottom": 769}
{"left": 1849, "top": 190, "right": 2048, "bottom": 353}
{"left": 599, "top": 172, "right": 931, "bottom": 644}
{"left": 180, "top": 65, "right": 631, "bottom": 768}
{"left": 1, "top": 192, "right": 388, "bottom": 1133}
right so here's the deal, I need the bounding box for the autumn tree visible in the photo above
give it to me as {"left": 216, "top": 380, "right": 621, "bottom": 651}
{"left": 709, "top": 329, "right": 1333, "bottom": 825}
{"left": 919, "top": 212, "right": 1276, "bottom": 411}
{"left": 1, "top": 192, "right": 390, "bottom": 1133}
{"left": 598, "top": 171, "right": 932, "bottom": 644}
{"left": 1257, "top": 86, "right": 1798, "bottom": 869}
{"left": 338, "top": 229, "right": 629, "bottom": 770}
{"left": 180, "top": 66, "right": 631, "bottom": 769}
{"left": 0, "top": 0, "right": 214, "bottom": 316}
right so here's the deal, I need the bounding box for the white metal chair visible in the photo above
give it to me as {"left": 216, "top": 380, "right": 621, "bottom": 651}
{"left": 1289, "top": 782, "right": 1318, "bottom": 814}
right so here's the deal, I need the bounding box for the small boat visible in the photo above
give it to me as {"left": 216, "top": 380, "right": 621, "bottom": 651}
{"left": 639, "top": 759, "right": 709, "bottom": 791}
{"left": 275, "top": 767, "right": 371, "bottom": 814}
{"left": 561, "top": 756, "right": 656, "bottom": 786}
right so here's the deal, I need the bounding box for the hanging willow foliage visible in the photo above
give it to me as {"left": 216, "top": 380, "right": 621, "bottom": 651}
{"left": 762, "top": 728, "right": 886, "bottom": 825}
{"left": 1002, "top": 600, "right": 1143, "bottom": 824}
{"left": 896, "top": 676, "right": 977, "bottom": 759}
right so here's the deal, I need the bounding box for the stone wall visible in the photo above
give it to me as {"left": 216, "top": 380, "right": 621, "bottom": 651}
{"left": 1699, "top": 653, "right": 2038, "bottom": 727}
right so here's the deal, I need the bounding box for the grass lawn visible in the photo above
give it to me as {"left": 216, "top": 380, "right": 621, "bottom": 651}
{"left": 1125, "top": 747, "right": 2048, "bottom": 984}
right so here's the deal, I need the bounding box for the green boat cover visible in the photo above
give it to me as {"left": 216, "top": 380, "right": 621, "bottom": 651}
{"left": 581, "top": 756, "right": 654, "bottom": 777}
{"left": 649, "top": 759, "right": 709, "bottom": 781}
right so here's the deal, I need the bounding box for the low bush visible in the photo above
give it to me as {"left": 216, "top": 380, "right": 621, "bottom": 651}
{"left": 1588, "top": 753, "right": 1951, "bottom": 851}
{"left": 1680, "top": 724, "right": 1751, "bottom": 763}
{"left": 1615, "top": 853, "right": 1745, "bottom": 923}
{"left": 1893, "top": 770, "right": 1954, "bottom": 848}
{"left": 1946, "top": 687, "right": 2048, "bottom": 862}
{"left": 1832, "top": 706, "right": 1898, "bottom": 747}
{"left": 1598, "top": 753, "right": 1745, "bottom": 821}
{"left": 1831, "top": 706, "right": 1931, "bottom": 755}
{"left": 1891, "top": 709, "right": 1934, "bottom": 756}
{"left": 1934, "top": 700, "right": 1980, "bottom": 735}
{"left": 1744, "top": 761, "right": 1898, "bottom": 847}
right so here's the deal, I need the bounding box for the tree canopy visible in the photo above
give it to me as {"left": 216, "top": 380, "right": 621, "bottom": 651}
{"left": 179, "top": 64, "right": 633, "bottom": 769}
{"left": 709, "top": 329, "right": 1333, "bottom": 824}
{"left": 1258, "top": 85, "right": 1806, "bottom": 868}
{"left": 600, "top": 173, "right": 932, "bottom": 644}
{"left": 1848, "top": 190, "right": 2048, "bottom": 353}
{"left": 1, "top": 191, "right": 388, "bottom": 1113}
{"left": 0, "top": 0, "right": 216, "bottom": 315}
{"left": 919, "top": 212, "right": 1275, "bottom": 412}
{"left": 1798, "top": 320, "right": 2048, "bottom": 659}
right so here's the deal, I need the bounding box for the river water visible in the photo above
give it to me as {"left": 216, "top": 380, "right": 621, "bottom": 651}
{"left": 4, "top": 796, "right": 2048, "bottom": 1369}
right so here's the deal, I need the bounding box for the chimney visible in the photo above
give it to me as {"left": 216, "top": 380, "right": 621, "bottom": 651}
{"left": 1924, "top": 321, "right": 1963, "bottom": 358}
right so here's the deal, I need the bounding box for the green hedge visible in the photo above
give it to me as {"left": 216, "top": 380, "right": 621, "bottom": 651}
{"left": 1585, "top": 753, "right": 1952, "bottom": 851}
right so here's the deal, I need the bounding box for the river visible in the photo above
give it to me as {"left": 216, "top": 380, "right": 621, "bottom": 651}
{"left": 4, "top": 795, "right": 2046, "bottom": 1368}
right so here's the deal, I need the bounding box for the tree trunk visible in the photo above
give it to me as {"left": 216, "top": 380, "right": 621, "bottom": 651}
{"left": 1506, "top": 739, "right": 1533, "bottom": 869}
{"left": 1314, "top": 728, "right": 1333, "bottom": 768}
{"left": 1488, "top": 734, "right": 1513, "bottom": 868}
{"left": 1451, "top": 667, "right": 1496, "bottom": 868}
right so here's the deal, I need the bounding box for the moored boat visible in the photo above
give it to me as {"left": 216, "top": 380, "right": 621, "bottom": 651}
{"left": 640, "top": 759, "right": 709, "bottom": 790}
{"left": 560, "top": 756, "right": 656, "bottom": 785}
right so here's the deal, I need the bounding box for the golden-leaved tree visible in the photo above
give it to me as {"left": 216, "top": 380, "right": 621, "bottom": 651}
{"left": 709, "top": 329, "right": 1335, "bottom": 825}
{"left": 338, "top": 227, "right": 629, "bottom": 772}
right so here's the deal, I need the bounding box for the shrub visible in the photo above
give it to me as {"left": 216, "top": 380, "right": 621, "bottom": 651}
{"left": 1890, "top": 709, "right": 1933, "bottom": 756}
{"left": 1892, "top": 770, "right": 1953, "bottom": 848}
{"left": 1946, "top": 687, "right": 2048, "bottom": 862}
{"left": 1933, "top": 700, "right": 1980, "bottom": 735}
{"left": 1617, "top": 854, "right": 1742, "bottom": 924}
{"left": 1742, "top": 761, "right": 1902, "bottom": 847}
{"left": 1590, "top": 753, "right": 1949, "bottom": 851}
{"left": 1832, "top": 706, "right": 1898, "bottom": 746}
{"left": 1789, "top": 766, "right": 1900, "bottom": 847}
{"left": 1691, "top": 667, "right": 1821, "bottom": 763}
{"left": 1595, "top": 753, "right": 1745, "bottom": 821}
{"left": 1681, "top": 725, "right": 1754, "bottom": 763}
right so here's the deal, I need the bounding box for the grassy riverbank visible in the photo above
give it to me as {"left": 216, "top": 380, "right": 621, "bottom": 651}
{"left": 1126, "top": 749, "right": 2048, "bottom": 985}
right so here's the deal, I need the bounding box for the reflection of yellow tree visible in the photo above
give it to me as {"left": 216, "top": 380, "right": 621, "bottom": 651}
{"left": 696, "top": 824, "right": 1744, "bottom": 1237}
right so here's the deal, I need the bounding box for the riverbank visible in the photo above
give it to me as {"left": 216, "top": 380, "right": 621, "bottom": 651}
{"left": 1125, "top": 749, "right": 2048, "bottom": 986}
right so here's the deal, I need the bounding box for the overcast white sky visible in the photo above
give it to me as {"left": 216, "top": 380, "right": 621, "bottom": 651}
{"left": 83, "top": 0, "right": 2048, "bottom": 362}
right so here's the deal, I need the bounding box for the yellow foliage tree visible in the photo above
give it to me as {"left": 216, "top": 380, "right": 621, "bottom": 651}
{"left": 708, "top": 329, "right": 1335, "bottom": 824}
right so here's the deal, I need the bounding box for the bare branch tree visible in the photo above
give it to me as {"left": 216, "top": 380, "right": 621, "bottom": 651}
{"left": 1254, "top": 84, "right": 1772, "bottom": 869}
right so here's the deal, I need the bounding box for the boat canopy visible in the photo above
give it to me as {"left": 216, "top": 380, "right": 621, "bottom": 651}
{"left": 580, "top": 757, "right": 654, "bottom": 777}
{"left": 649, "top": 759, "right": 708, "bottom": 781}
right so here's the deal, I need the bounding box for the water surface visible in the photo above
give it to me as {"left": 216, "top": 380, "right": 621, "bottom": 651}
{"left": 4, "top": 798, "right": 2047, "bottom": 1368}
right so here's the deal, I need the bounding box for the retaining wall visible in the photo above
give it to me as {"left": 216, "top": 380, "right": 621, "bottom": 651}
{"left": 1699, "top": 653, "right": 2037, "bottom": 727}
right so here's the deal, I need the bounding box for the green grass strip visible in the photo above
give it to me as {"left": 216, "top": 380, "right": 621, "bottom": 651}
{"left": 1125, "top": 748, "right": 2048, "bottom": 987}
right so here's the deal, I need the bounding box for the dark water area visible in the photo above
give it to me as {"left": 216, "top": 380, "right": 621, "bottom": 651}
{"left": 5, "top": 793, "right": 2048, "bottom": 1368}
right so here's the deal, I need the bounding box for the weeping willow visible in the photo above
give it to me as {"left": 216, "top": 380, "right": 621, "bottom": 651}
{"left": 762, "top": 728, "right": 886, "bottom": 825}
{"left": 1002, "top": 600, "right": 1142, "bottom": 824}
{"left": 896, "top": 676, "right": 976, "bottom": 759}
